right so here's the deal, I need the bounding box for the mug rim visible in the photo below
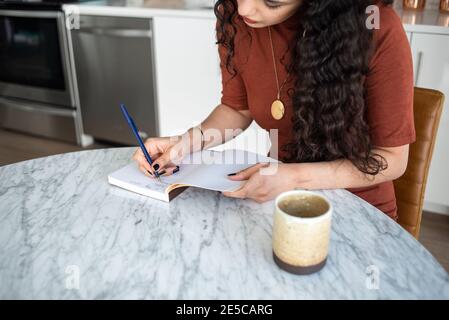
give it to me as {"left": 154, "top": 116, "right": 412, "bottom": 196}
{"left": 275, "top": 190, "right": 332, "bottom": 222}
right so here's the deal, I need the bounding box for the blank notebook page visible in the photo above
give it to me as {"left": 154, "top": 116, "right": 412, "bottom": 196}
{"left": 108, "top": 149, "right": 277, "bottom": 197}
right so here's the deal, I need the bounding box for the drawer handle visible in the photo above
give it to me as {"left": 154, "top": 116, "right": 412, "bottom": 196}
{"left": 0, "top": 97, "right": 75, "bottom": 117}
{"left": 76, "top": 27, "right": 152, "bottom": 38}
{"left": 415, "top": 51, "right": 423, "bottom": 85}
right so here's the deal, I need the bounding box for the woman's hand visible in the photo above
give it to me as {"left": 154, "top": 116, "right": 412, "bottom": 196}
{"left": 222, "top": 163, "right": 307, "bottom": 203}
{"left": 132, "top": 135, "right": 188, "bottom": 178}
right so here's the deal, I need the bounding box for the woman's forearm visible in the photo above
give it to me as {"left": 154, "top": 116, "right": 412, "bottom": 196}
{"left": 294, "top": 145, "right": 409, "bottom": 190}
{"left": 184, "top": 104, "right": 253, "bottom": 152}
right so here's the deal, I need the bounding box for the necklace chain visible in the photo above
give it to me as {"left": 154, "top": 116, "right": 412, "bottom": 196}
{"left": 268, "top": 26, "right": 289, "bottom": 101}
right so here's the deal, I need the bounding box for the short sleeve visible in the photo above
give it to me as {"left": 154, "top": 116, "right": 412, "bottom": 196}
{"left": 365, "top": 6, "right": 416, "bottom": 147}
{"left": 217, "top": 21, "right": 249, "bottom": 111}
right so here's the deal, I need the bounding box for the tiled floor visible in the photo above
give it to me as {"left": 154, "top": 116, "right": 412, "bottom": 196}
{"left": 1, "top": 128, "right": 448, "bottom": 273}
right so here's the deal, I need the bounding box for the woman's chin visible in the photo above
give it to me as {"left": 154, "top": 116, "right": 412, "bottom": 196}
{"left": 244, "top": 21, "right": 266, "bottom": 28}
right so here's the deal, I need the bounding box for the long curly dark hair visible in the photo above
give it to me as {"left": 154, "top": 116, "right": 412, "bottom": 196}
{"left": 214, "top": 0, "right": 393, "bottom": 175}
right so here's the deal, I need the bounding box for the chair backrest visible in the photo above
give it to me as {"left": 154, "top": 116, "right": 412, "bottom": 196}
{"left": 394, "top": 87, "right": 444, "bottom": 239}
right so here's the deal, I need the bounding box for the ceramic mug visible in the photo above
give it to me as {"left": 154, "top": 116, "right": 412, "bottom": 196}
{"left": 272, "top": 190, "right": 332, "bottom": 275}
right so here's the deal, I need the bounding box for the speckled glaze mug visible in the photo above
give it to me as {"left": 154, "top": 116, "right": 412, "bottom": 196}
{"left": 272, "top": 190, "right": 332, "bottom": 275}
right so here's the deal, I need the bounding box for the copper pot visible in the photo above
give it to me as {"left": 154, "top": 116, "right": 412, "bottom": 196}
{"left": 403, "top": 0, "right": 426, "bottom": 10}
{"left": 440, "top": 0, "right": 449, "bottom": 13}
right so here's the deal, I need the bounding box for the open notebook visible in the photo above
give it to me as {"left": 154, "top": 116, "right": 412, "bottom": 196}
{"left": 108, "top": 149, "right": 278, "bottom": 202}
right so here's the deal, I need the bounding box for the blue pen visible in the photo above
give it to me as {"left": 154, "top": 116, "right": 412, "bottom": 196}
{"left": 120, "top": 103, "right": 161, "bottom": 181}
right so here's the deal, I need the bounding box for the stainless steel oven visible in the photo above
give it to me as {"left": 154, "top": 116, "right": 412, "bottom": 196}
{"left": 0, "top": 3, "right": 91, "bottom": 145}
{"left": 0, "top": 9, "right": 74, "bottom": 107}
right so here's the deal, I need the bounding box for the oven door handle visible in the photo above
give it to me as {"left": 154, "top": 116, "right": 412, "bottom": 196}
{"left": 0, "top": 10, "right": 60, "bottom": 18}
{"left": 0, "top": 97, "right": 75, "bottom": 117}
{"left": 76, "top": 27, "right": 152, "bottom": 38}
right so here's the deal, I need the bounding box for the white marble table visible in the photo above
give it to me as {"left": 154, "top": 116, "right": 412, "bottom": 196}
{"left": 1, "top": 147, "right": 448, "bottom": 299}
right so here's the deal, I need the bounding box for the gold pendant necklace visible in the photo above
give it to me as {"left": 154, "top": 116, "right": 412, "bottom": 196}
{"left": 271, "top": 99, "right": 285, "bottom": 121}
{"left": 268, "top": 26, "right": 288, "bottom": 120}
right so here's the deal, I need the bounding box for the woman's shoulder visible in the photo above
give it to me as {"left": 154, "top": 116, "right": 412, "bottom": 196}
{"left": 215, "top": 10, "right": 251, "bottom": 43}
{"left": 232, "top": 15, "right": 253, "bottom": 48}
{"left": 372, "top": 4, "right": 406, "bottom": 44}
{"left": 369, "top": 4, "right": 410, "bottom": 64}
{"left": 216, "top": 13, "right": 252, "bottom": 71}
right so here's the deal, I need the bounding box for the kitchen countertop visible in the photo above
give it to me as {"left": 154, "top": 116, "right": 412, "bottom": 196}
{"left": 396, "top": 7, "right": 449, "bottom": 34}
{"left": 64, "top": 0, "right": 217, "bottom": 19}
{"left": 64, "top": 0, "right": 449, "bottom": 34}
{"left": 0, "top": 147, "right": 448, "bottom": 299}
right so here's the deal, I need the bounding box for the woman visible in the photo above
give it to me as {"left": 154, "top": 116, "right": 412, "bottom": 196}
{"left": 133, "top": 0, "right": 415, "bottom": 220}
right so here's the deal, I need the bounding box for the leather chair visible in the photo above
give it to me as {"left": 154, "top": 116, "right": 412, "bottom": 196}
{"left": 394, "top": 87, "right": 445, "bottom": 239}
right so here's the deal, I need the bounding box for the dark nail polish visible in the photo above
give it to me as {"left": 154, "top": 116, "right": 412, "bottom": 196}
{"left": 173, "top": 166, "right": 180, "bottom": 174}
{"left": 227, "top": 173, "right": 237, "bottom": 176}
{"left": 153, "top": 163, "right": 160, "bottom": 171}
{"left": 147, "top": 170, "right": 153, "bottom": 176}
{"left": 159, "top": 170, "right": 166, "bottom": 176}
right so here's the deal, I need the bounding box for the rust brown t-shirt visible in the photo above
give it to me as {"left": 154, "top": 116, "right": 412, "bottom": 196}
{"left": 218, "top": 4, "right": 415, "bottom": 220}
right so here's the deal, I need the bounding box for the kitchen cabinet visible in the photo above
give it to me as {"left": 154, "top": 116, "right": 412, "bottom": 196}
{"left": 152, "top": 16, "right": 218, "bottom": 136}
{"left": 410, "top": 33, "right": 449, "bottom": 214}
